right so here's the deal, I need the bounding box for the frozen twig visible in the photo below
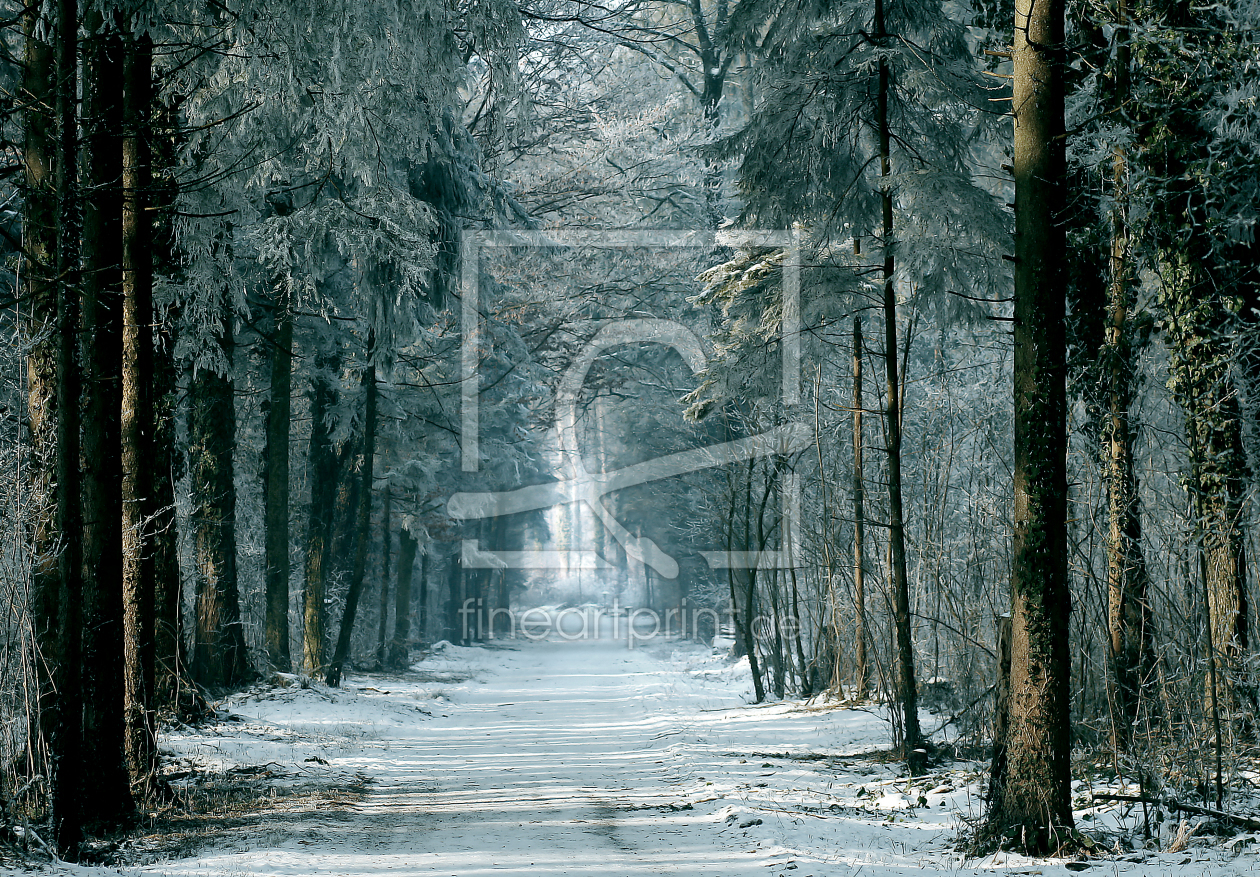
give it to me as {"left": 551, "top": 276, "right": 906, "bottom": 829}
{"left": 1092, "top": 793, "right": 1260, "bottom": 831}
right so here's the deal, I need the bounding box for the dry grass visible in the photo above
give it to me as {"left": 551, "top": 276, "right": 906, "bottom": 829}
{"left": 86, "top": 762, "right": 373, "bottom": 866}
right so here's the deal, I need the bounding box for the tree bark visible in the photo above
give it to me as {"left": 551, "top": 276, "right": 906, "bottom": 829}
{"left": 1164, "top": 263, "right": 1251, "bottom": 705}
{"left": 1160, "top": 243, "right": 1251, "bottom": 716}
{"left": 152, "top": 314, "right": 184, "bottom": 707}
{"left": 726, "top": 454, "right": 765, "bottom": 702}
{"left": 375, "top": 486, "right": 392, "bottom": 668}
{"left": 874, "top": 0, "right": 923, "bottom": 773}
{"left": 79, "top": 12, "right": 135, "bottom": 827}
{"left": 302, "top": 353, "right": 339, "bottom": 675}
{"left": 21, "top": 0, "right": 60, "bottom": 796}
{"left": 988, "top": 613, "right": 1013, "bottom": 805}
{"left": 1102, "top": 10, "right": 1153, "bottom": 750}
{"left": 331, "top": 431, "right": 363, "bottom": 581}
{"left": 189, "top": 339, "right": 253, "bottom": 689}
{"left": 390, "top": 526, "right": 419, "bottom": 668}
{"left": 264, "top": 305, "right": 294, "bottom": 671}
{"left": 1184, "top": 374, "right": 1250, "bottom": 702}
{"left": 149, "top": 97, "right": 184, "bottom": 709}
{"left": 985, "top": 0, "right": 1074, "bottom": 846}
{"left": 416, "top": 552, "right": 429, "bottom": 643}
{"left": 1142, "top": 0, "right": 1252, "bottom": 720}
{"left": 852, "top": 317, "right": 868, "bottom": 696}
{"left": 445, "top": 549, "right": 461, "bottom": 643}
{"left": 50, "top": 0, "right": 83, "bottom": 851}
{"left": 121, "top": 29, "right": 157, "bottom": 786}
{"left": 326, "top": 356, "right": 377, "bottom": 687}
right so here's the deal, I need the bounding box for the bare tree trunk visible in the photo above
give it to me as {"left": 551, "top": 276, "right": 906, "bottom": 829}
{"left": 152, "top": 315, "right": 183, "bottom": 707}
{"left": 874, "top": 0, "right": 923, "bottom": 772}
{"left": 985, "top": 0, "right": 1074, "bottom": 846}
{"left": 49, "top": 0, "right": 83, "bottom": 850}
{"left": 852, "top": 317, "right": 868, "bottom": 696}
{"left": 21, "top": 0, "right": 59, "bottom": 795}
{"left": 1202, "top": 479, "right": 1249, "bottom": 662}
{"left": 331, "top": 431, "right": 363, "bottom": 581}
{"left": 390, "top": 526, "right": 419, "bottom": 668}
{"left": 1147, "top": 0, "right": 1253, "bottom": 722}
{"left": 1199, "top": 523, "right": 1225, "bottom": 809}
{"left": 326, "top": 356, "right": 377, "bottom": 687}
{"left": 121, "top": 28, "right": 157, "bottom": 787}
{"left": 149, "top": 96, "right": 184, "bottom": 709}
{"left": 302, "top": 354, "right": 339, "bottom": 675}
{"left": 416, "top": 552, "right": 429, "bottom": 643}
{"left": 1177, "top": 353, "right": 1251, "bottom": 706}
{"left": 1102, "top": 12, "right": 1152, "bottom": 750}
{"left": 189, "top": 339, "right": 252, "bottom": 689}
{"left": 445, "top": 549, "right": 461, "bottom": 642}
{"left": 375, "top": 486, "right": 392, "bottom": 668}
{"left": 264, "top": 305, "right": 293, "bottom": 671}
{"left": 1183, "top": 384, "right": 1250, "bottom": 713}
{"left": 988, "top": 614, "right": 1013, "bottom": 802}
{"left": 726, "top": 451, "right": 766, "bottom": 701}
{"left": 79, "top": 12, "right": 134, "bottom": 827}
{"left": 788, "top": 565, "right": 810, "bottom": 695}
{"left": 770, "top": 575, "right": 786, "bottom": 698}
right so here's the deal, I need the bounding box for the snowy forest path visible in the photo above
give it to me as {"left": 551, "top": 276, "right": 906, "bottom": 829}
{"left": 153, "top": 638, "right": 764, "bottom": 877}
{"left": 348, "top": 638, "right": 742, "bottom": 875}
{"left": 145, "top": 638, "right": 1187, "bottom": 877}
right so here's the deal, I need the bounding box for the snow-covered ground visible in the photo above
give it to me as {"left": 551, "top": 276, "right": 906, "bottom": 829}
{"left": 34, "top": 637, "right": 1260, "bottom": 876}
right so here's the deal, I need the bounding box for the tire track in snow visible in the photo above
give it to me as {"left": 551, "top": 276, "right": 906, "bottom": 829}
{"left": 147, "top": 639, "right": 771, "bottom": 877}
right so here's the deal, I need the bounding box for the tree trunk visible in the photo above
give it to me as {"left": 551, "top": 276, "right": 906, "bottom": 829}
{"left": 50, "top": 0, "right": 83, "bottom": 851}
{"left": 770, "top": 577, "right": 786, "bottom": 698}
{"left": 189, "top": 341, "right": 252, "bottom": 689}
{"left": 699, "top": 42, "right": 725, "bottom": 229}
{"left": 79, "top": 13, "right": 135, "bottom": 827}
{"left": 416, "top": 552, "right": 429, "bottom": 643}
{"left": 152, "top": 314, "right": 183, "bottom": 707}
{"left": 788, "top": 565, "right": 810, "bottom": 695}
{"left": 1164, "top": 266, "right": 1251, "bottom": 705}
{"left": 264, "top": 305, "right": 294, "bottom": 671}
{"left": 1102, "top": 13, "right": 1153, "bottom": 751}
{"left": 988, "top": 613, "right": 1013, "bottom": 802}
{"left": 21, "top": 0, "right": 60, "bottom": 796}
{"left": 121, "top": 29, "right": 157, "bottom": 787}
{"left": 390, "top": 526, "right": 419, "bottom": 668}
{"left": 1185, "top": 374, "right": 1250, "bottom": 701}
{"left": 1159, "top": 231, "right": 1251, "bottom": 716}
{"left": 375, "top": 487, "right": 392, "bottom": 668}
{"left": 445, "top": 549, "right": 461, "bottom": 642}
{"left": 326, "top": 358, "right": 377, "bottom": 687}
{"left": 302, "top": 355, "right": 339, "bottom": 675}
{"left": 726, "top": 453, "right": 765, "bottom": 701}
{"left": 1143, "top": 0, "right": 1251, "bottom": 721}
{"left": 150, "top": 100, "right": 184, "bottom": 709}
{"left": 331, "top": 431, "right": 363, "bottom": 581}
{"left": 874, "top": 0, "right": 923, "bottom": 773}
{"left": 852, "top": 317, "right": 868, "bottom": 696}
{"left": 985, "top": 0, "right": 1074, "bottom": 846}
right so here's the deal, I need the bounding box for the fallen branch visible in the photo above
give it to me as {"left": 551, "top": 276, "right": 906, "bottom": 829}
{"left": 21, "top": 824, "right": 59, "bottom": 863}
{"left": 1092, "top": 793, "right": 1260, "bottom": 831}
